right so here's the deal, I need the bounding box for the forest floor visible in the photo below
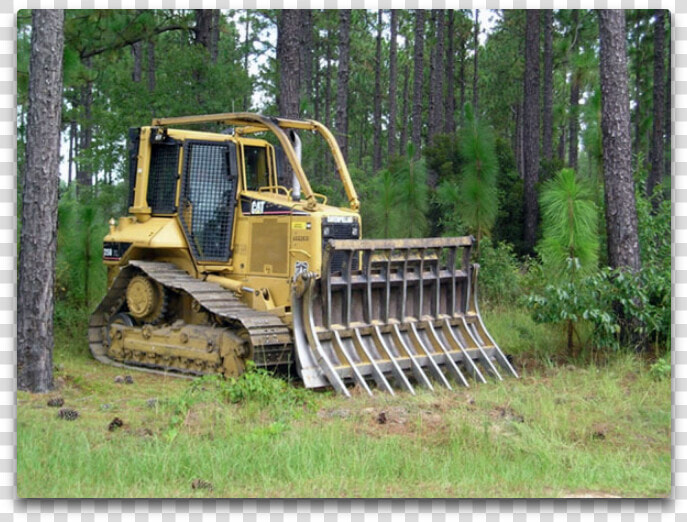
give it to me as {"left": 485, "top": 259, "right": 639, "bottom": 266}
{"left": 17, "top": 308, "right": 671, "bottom": 498}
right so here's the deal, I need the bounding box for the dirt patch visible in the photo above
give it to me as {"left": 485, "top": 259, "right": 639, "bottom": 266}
{"left": 354, "top": 406, "right": 448, "bottom": 439}
{"left": 489, "top": 405, "right": 524, "bottom": 423}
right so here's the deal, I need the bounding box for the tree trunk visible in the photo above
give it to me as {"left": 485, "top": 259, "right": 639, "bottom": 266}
{"left": 412, "top": 9, "right": 425, "bottom": 158}
{"left": 210, "top": 10, "right": 220, "bottom": 63}
{"left": 243, "top": 12, "right": 251, "bottom": 110}
{"left": 278, "top": 10, "right": 301, "bottom": 119}
{"left": 568, "top": 11, "right": 580, "bottom": 170}
{"left": 515, "top": 102, "right": 524, "bottom": 178}
{"left": 18, "top": 9, "right": 65, "bottom": 393}
{"left": 325, "top": 38, "right": 332, "bottom": 127}
{"left": 336, "top": 10, "right": 352, "bottom": 159}
{"left": 472, "top": 9, "right": 479, "bottom": 113}
{"left": 194, "top": 10, "right": 213, "bottom": 54}
{"left": 300, "top": 10, "right": 314, "bottom": 104}
{"left": 387, "top": 10, "right": 399, "bottom": 159}
{"left": 429, "top": 10, "right": 445, "bottom": 144}
{"left": 76, "top": 56, "right": 93, "bottom": 189}
{"left": 665, "top": 22, "right": 671, "bottom": 184}
{"left": 444, "top": 10, "right": 456, "bottom": 135}
{"left": 599, "top": 9, "right": 641, "bottom": 272}
{"left": 558, "top": 125, "right": 566, "bottom": 163}
{"left": 131, "top": 40, "right": 142, "bottom": 82}
{"left": 523, "top": 10, "right": 541, "bottom": 253}
{"left": 373, "top": 10, "right": 383, "bottom": 172}
{"left": 568, "top": 74, "right": 580, "bottom": 170}
{"left": 400, "top": 63, "right": 410, "bottom": 156}
{"left": 459, "top": 32, "right": 466, "bottom": 128}
{"left": 647, "top": 9, "right": 665, "bottom": 204}
{"left": 542, "top": 9, "right": 554, "bottom": 162}
{"left": 67, "top": 119, "right": 75, "bottom": 185}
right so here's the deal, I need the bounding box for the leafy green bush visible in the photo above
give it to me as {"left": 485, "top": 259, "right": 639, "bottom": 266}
{"left": 476, "top": 238, "right": 522, "bottom": 305}
{"left": 220, "top": 362, "right": 308, "bottom": 408}
{"left": 649, "top": 355, "right": 671, "bottom": 381}
{"left": 527, "top": 266, "right": 670, "bottom": 354}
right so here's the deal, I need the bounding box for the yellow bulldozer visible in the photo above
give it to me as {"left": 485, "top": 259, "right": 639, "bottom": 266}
{"left": 89, "top": 113, "right": 517, "bottom": 396}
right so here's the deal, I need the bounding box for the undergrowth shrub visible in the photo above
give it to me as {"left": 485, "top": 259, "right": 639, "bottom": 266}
{"left": 476, "top": 238, "right": 522, "bottom": 305}
{"left": 527, "top": 266, "right": 669, "bottom": 355}
{"left": 219, "top": 362, "right": 308, "bottom": 408}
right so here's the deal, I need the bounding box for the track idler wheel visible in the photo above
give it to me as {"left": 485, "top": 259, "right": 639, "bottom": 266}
{"left": 126, "top": 274, "right": 167, "bottom": 324}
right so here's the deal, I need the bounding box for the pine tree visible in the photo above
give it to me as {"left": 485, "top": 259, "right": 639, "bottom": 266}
{"left": 538, "top": 169, "right": 599, "bottom": 276}
{"left": 599, "top": 9, "right": 641, "bottom": 272}
{"left": 18, "top": 9, "right": 65, "bottom": 393}
{"left": 441, "top": 104, "right": 498, "bottom": 252}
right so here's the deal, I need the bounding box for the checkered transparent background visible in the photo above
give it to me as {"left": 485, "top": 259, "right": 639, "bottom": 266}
{"left": 6, "top": 0, "right": 685, "bottom": 518}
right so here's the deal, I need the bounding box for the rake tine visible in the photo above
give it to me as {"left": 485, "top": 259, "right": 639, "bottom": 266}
{"left": 408, "top": 322, "right": 453, "bottom": 390}
{"left": 390, "top": 324, "right": 434, "bottom": 391}
{"left": 333, "top": 331, "right": 373, "bottom": 396}
{"left": 471, "top": 318, "right": 519, "bottom": 379}
{"left": 352, "top": 329, "right": 395, "bottom": 395}
{"left": 425, "top": 322, "right": 470, "bottom": 388}
{"left": 441, "top": 318, "right": 486, "bottom": 384}
{"left": 459, "top": 316, "right": 502, "bottom": 381}
{"left": 372, "top": 326, "right": 415, "bottom": 395}
{"left": 302, "top": 278, "right": 351, "bottom": 397}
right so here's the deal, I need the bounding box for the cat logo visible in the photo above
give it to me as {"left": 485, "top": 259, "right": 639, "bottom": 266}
{"left": 251, "top": 200, "right": 266, "bottom": 215}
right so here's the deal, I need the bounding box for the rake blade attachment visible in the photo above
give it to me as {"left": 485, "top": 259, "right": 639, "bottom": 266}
{"left": 292, "top": 237, "right": 518, "bottom": 396}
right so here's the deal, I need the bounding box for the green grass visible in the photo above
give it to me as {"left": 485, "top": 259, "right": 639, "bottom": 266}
{"left": 18, "top": 308, "right": 671, "bottom": 498}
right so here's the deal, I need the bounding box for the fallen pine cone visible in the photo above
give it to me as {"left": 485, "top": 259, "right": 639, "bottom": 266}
{"left": 191, "top": 479, "right": 213, "bottom": 492}
{"left": 57, "top": 408, "right": 79, "bottom": 421}
{"left": 108, "top": 417, "right": 124, "bottom": 431}
{"left": 47, "top": 397, "right": 64, "bottom": 408}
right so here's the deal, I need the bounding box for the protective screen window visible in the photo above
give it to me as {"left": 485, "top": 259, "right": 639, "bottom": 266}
{"left": 147, "top": 143, "right": 180, "bottom": 213}
{"left": 181, "top": 142, "right": 237, "bottom": 261}
{"left": 244, "top": 146, "right": 269, "bottom": 191}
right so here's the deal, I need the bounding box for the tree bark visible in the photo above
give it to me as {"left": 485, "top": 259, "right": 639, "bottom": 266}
{"left": 459, "top": 31, "right": 466, "bottom": 128}
{"left": 68, "top": 119, "right": 75, "bottom": 185}
{"left": 429, "top": 10, "right": 445, "bottom": 143}
{"left": 542, "top": 9, "right": 554, "bottom": 162}
{"left": 444, "top": 10, "right": 456, "bottom": 135}
{"left": 665, "top": 20, "right": 671, "bottom": 183}
{"left": 210, "top": 10, "right": 220, "bottom": 63}
{"left": 18, "top": 9, "right": 64, "bottom": 393}
{"left": 400, "top": 63, "right": 410, "bottom": 156}
{"left": 277, "top": 10, "right": 301, "bottom": 119}
{"left": 300, "top": 10, "right": 314, "bottom": 104}
{"left": 387, "top": 10, "right": 399, "bottom": 159}
{"left": 412, "top": 10, "right": 425, "bottom": 158}
{"left": 325, "top": 38, "right": 332, "bottom": 127}
{"left": 523, "top": 10, "right": 541, "bottom": 253}
{"left": 146, "top": 38, "right": 155, "bottom": 94}
{"left": 373, "top": 10, "right": 383, "bottom": 172}
{"left": 557, "top": 125, "right": 566, "bottom": 163}
{"left": 76, "top": 56, "right": 93, "bottom": 189}
{"left": 599, "top": 9, "right": 641, "bottom": 272}
{"left": 194, "top": 10, "right": 215, "bottom": 57}
{"left": 131, "top": 40, "right": 142, "bottom": 82}
{"left": 335, "top": 10, "right": 352, "bottom": 159}
{"left": 568, "top": 11, "right": 580, "bottom": 170}
{"left": 472, "top": 9, "right": 479, "bottom": 113}
{"left": 647, "top": 9, "right": 665, "bottom": 204}
{"left": 243, "top": 12, "right": 251, "bottom": 110}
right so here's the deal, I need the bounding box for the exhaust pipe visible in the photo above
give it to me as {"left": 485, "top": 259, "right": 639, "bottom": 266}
{"left": 289, "top": 130, "right": 302, "bottom": 201}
